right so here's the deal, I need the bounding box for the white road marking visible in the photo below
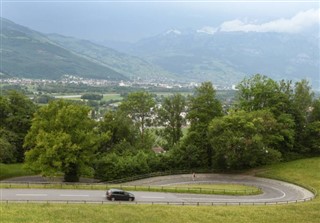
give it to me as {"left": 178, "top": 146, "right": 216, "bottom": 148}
{"left": 16, "top": 194, "right": 47, "bottom": 196}
{"left": 141, "top": 196, "right": 165, "bottom": 199}
{"left": 59, "top": 194, "right": 89, "bottom": 197}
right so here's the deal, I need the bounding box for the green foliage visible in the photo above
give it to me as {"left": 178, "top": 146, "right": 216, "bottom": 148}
{"left": 156, "top": 94, "right": 186, "bottom": 149}
{"left": 236, "top": 74, "right": 317, "bottom": 158}
{"left": 119, "top": 91, "right": 156, "bottom": 140}
{"left": 302, "top": 121, "right": 320, "bottom": 154}
{"left": 170, "top": 137, "right": 203, "bottom": 169}
{"left": 185, "top": 82, "right": 223, "bottom": 168}
{"left": 94, "top": 107, "right": 158, "bottom": 182}
{"left": 293, "top": 80, "right": 314, "bottom": 119}
{"left": 33, "top": 94, "right": 55, "bottom": 104}
{"left": 291, "top": 80, "right": 316, "bottom": 153}
{"left": 0, "top": 128, "right": 19, "bottom": 163}
{"left": 81, "top": 93, "right": 103, "bottom": 100}
{"left": 133, "top": 129, "right": 156, "bottom": 151}
{"left": 0, "top": 76, "right": 318, "bottom": 181}
{"left": 0, "top": 91, "right": 37, "bottom": 162}
{"left": 94, "top": 151, "right": 159, "bottom": 181}
{"left": 24, "top": 100, "right": 100, "bottom": 182}
{"left": 97, "top": 110, "right": 138, "bottom": 152}
{"left": 309, "top": 98, "right": 320, "bottom": 122}
{"left": 188, "top": 82, "right": 223, "bottom": 127}
{"left": 209, "top": 110, "right": 282, "bottom": 169}
{"left": 236, "top": 74, "right": 292, "bottom": 115}
{"left": 0, "top": 137, "right": 15, "bottom": 163}
{"left": 0, "top": 163, "right": 36, "bottom": 180}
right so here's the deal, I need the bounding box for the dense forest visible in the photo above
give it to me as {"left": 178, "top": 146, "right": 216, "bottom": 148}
{"left": 1, "top": 74, "right": 319, "bottom": 182}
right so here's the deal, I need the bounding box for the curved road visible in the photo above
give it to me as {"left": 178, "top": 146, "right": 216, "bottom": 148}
{"left": 0, "top": 174, "right": 315, "bottom": 205}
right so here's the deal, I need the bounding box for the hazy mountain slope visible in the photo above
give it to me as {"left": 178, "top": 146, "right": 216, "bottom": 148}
{"left": 0, "top": 18, "right": 127, "bottom": 80}
{"left": 114, "top": 30, "right": 320, "bottom": 88}
{"left": 47, "top": 34, "right": 175, "bottom": 81}
{"left": 2, "top": 17, "right": 318, "bottom": 88}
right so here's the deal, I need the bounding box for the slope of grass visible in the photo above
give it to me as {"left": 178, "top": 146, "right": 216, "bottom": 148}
{"left": 256, "top": 157, "right": 320, "bottom": 196}
{"left": 0, "top": 163, "right": 35, "bottom": 181}
{"left": 1, "top": 157, "right": 320, "bottom": 223}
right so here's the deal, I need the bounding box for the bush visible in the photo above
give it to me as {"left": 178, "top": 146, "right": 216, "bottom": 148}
{"left": 94, "top": 151, "right": 165, "bottom": 181}
{"left": 81, "top": 93, "right": 103, "bottom": 100}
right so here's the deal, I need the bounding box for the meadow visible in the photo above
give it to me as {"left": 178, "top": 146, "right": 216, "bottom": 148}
{"left": 0, "top": 163, "right": 35, "bottom": 181}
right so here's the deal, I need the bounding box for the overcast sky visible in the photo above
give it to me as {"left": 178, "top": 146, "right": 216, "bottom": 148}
{"left": 1, "top": 1, "right": 319, "bottom": 42}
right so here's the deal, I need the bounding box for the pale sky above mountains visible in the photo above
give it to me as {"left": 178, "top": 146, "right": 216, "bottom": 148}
{"left": 1, "top": 1, "right": 319, "bottom": 42}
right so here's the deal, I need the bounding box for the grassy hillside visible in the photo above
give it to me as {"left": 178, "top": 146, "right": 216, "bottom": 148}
{"left": 1, "top": 157, "right": 319, "bottom": 223}
{"left": 0, "top": 163, "right": 35, "bottom": 180}
{"left": 0, "top": 18, "right": 126, "bottom": 80}
{"left": 47, "top": 34, "right": 175, "bottom": 80}
{"left": 1, "top": 18, "right": 174, "bottom": 81}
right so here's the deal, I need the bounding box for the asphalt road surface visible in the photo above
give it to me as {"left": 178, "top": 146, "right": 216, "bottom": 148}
{"left": 0, "top": 174, "right": 315, "bottom": 204}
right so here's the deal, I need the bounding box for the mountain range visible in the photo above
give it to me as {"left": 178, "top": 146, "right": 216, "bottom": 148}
{"left": 0, "top": 18, "right": 172, "bottom": 82}
{"left": 105, "top": 28, "right": 320, "bottom": 88}
{"left": 1, "top": 18, "right": 319, "bottom": 88}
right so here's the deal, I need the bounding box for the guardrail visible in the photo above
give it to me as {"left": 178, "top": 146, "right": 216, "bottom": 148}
{"left": 0, "top": 197, "right": 314, "bottom": 206}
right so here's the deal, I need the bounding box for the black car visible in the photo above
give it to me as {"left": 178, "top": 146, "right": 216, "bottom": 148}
{"left": 106, "top": 189, "right": 135, "bottom": 201}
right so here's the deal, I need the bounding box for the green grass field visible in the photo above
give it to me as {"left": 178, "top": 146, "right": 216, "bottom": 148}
{"left": 102, "top": 93, "right": 122, "bottom": 101}
{"left": 0, "top": 163, "right": 35, "bottom": 181}
{"left": 52, "top": 93, "right": 122, "bottom": 101}
{"left": 1, "top": 157, "right": 320, "bottom": 223}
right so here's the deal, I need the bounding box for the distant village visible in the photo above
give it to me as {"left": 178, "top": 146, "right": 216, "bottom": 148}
{"left": 0, "top": 75, "right": 237, "bottom": 90}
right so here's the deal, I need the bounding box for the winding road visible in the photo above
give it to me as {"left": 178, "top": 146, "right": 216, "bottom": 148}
{"left": 0, "top": 174, "right": 315, "bottom": 205}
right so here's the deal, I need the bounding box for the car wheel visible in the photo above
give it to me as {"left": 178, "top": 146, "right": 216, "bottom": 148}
{"left": 129, "top": 198, "right": 134, "bottom": 201}
{"left": 111, "top": 197, "right": 115, "bottom": 201}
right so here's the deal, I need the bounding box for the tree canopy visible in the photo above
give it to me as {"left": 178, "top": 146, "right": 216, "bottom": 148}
{"left": 209, "top": 110, "right": 282, "bottom": 169}
{"left": 24, "top": 100, "right": 100, "bottom": 182}
{"left": 183, "top": 82, "right": 223, "bottom": 168}
{"left": 119, "top": 91, "right": 155, "bottom": 140}
{"left": 0, "top": 91, "right": 37, "bottom": 163}
{"left": 1, "top": 75, "right": 319, "bottom": 181}
{"left": 156, "top": 93, "right": 186, "bottom": 149}
{"left": 236, "top": 74, "right": 317, "bottom": 156}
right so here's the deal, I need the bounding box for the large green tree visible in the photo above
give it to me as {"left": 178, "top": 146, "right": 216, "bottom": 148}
{"left": 156, "top": 94, "right": 186, "bottom": 149}
{"left": 235, "top": 74, "right": 317, "bottom": 156}
{"left": 97, "top": 110, "right": 138, "bottom": 153}
{"left": 119, "top": 91, "right": 155, "bottom": 141}
{"left": 236, "top": 74, "right": 292, "bottom": 116}
{"left": 309, "top": 98, "right": 320, "bottom": 122}
{"left": 301, "top": 98, "right": 320, "bottom": 154}
{"left": 209, "top": 110, "right": 282, "bottom": 169}
{"left": 291, "top": 80, "right": 315, "bottom": 152}
{"left": 185, "top": 82, "right": 223, "bottom": 168}
{"left": 24, "top": 100, "right": 100, "bottom": 182}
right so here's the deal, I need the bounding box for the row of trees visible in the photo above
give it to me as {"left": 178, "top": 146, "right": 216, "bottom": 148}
{"left": 1, "top": 74, "right": 319, "bottom": 181}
